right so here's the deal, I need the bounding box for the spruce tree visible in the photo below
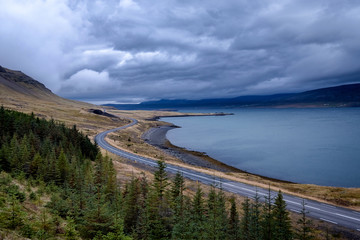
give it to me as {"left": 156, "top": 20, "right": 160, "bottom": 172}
{"left": 240, "top": 197, "right": 251, "bottom": 240}
{"left": 57, "top": 149, "right": 69, "bottom": 184}
{"left": 105, "top": 156, "right": 117, "bottom": 202}
{"left": 190, "top": 185, "right": 206, "bottom": 239}
{"left": 145, "top": 189, "right": 170, "bottom": 240}
{"left": 262, "top": 186, "right": 274, "bottom": 240}
{"left": 228, "top": 197, "right": 241, "bottom": 240}
{"left": 295, "top": 199, "right": 315, "bottom": 240}
{"left": 202, "top": 185, "right": 229, "bottom": 240}
{"left": 81, "top": 186, "right": 114, "bottom": 238}
{"left": 273, "top": 191, "right": 293, "bottom": 240}
{"left": 133, "top": 173, "right": 150, "bottom": 240}
{"left": 153, "top": 160, "right": 169, "bottom": 200}
{"left": 123, "top": 177, "right": 140, "bottom": 234}
{"left": 249, "top": 192, "right": 262, "bottom": 240}
{"left": 171, "top": 196, "right": 193, "bottom": 240}
{"left": 144, "top": 160, "right": 172, "bottom": 240}
{"left": 170, "top": 171, "right": 185, "bottom": 218}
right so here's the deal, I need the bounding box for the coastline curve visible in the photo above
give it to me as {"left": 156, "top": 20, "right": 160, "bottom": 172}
{"left": 95, "top": 116, "right": 360, "bottom": 232}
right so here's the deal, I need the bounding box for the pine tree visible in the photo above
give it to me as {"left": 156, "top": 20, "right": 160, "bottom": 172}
{"left": 145, "top": 161, "right": 171, "bottom": 240}
{"left": 295, "top": 199, "right": 315, "bottom": 240}
{"left": 9, "top": 134, "right": 20, "bottom": 170}
{"left": 153, "top": 160, "right": 169, "bottom": 200}
{"left": 4, "top": 194, "right": 25, "bottom": 229}
{"left": 94, "top": 153, "right": 105, "bottom": 186}
{"left": 170, "top": 171, "right": 185, "bottom": 218}
{"left": 171, "top": 196, "right": 193, "bottom": 240}
{"left": 123, "top": 177, "right": 140, "bottom": 234}
{"left": 190, "top": 185, "right": 206, "bottom": 239}
{"left": 29, "top": 152, "right": 42, "bottom": 177}
{"left": 81, "top": 186, "right": 114, "bottom": 238}
{"left": 204, "top": 186, "right": 229, "bottom": 240}
{"left": 262, "top": 186, "right": 274, "bottom": 240}
{"left": 273, "top": 191, "right": 293, "bottom": 240}
{"left": 133, "top": 173, "right": 150, "bottom": 240}
{"left": 249, "top": 192, "right": 262, "bottom": 240}
{"left": 105, "top": 157, "right": 117, "bottom": 202}
{"left": 145, "top": 189, "right": 170, "bottom": 240}
{"left": 57, "top": 149, "right": 69, "bottom": 184}
{"left": 64, "top": 217, "right": 81, "bottom": 240}
{"left": 19, "top": 135, "right": 31, "bottom": 173}
{"left": 228, "top": 197, "right": 241, "bottom": 240}
{"left": 240, "top": 197, "right": 251, "bottom": 240}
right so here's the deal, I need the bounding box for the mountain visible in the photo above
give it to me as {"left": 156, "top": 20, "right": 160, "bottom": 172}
{"left": 106, "top": 83, "right": 360, "bottom": 110}
{"left": 0, "top": 65, "right": 110, "bottom": 129}
{"left": 0, "top": 65, "right": 85, "bottom": 106}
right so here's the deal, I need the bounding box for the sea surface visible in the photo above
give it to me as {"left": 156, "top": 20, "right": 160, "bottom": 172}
{"left": 162, "top": 108, "right": 360, "bottom": 187}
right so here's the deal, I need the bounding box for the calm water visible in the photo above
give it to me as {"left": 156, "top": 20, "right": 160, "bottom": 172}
{"left": 163, "top": 108, "right": 360, "bottom": 187}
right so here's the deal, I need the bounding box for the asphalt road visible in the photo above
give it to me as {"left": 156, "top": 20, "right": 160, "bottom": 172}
{"left": 95, "top": 117, "right": 360, "bottom": 232}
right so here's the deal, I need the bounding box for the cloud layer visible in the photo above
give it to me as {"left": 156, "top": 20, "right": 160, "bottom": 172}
{"left": 1, "top": 0, "right": 360, "bottom": 103}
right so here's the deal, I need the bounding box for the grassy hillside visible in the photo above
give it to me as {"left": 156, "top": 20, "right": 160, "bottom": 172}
{"left": 0, "top": 65, "right": 129, "bottom": 139}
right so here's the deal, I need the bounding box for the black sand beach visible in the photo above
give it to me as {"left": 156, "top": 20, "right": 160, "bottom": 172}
{"left": 142, "top": 125, "right": 238, "bottom": 172}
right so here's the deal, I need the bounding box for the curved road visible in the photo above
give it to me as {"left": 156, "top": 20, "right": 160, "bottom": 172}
{"left": 95, "top": 117, "right": 360, "bottom": 232}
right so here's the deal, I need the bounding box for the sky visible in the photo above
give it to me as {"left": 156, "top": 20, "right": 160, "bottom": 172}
{"left": 1, "top": 0, "right": 360, "bottom": 104}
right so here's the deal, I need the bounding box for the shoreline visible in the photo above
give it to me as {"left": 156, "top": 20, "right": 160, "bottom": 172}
{"left": 145, "top": 112, "right": 234, "bottom": 121}
{"left": 142, "top": 123, "right": 293, "bottom": 184}
{"left": 142, "top": 125, "right": 237, "bottom": 172}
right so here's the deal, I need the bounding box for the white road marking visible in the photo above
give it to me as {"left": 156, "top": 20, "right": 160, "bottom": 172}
{"left": 290, "top": 209, "right": 301, "bottom": 213}
{"left": 320, "top": 218, "right": 338, "bottom": 225}
{"left": 284, "top": 199, "right": 301, "bottom": 206}
{"left": 306, "top": 205, "right": 321, "bottom": 211}
{"left": 335, "top": 213, "right": 360, "bottom": 222}
{"left": 320, "top": 203, "right": 336, "bottom": 209}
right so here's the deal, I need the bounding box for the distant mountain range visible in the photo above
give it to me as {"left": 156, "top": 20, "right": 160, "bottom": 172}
{"left": 106, "top": 83, "right": 360, "bottom": 110}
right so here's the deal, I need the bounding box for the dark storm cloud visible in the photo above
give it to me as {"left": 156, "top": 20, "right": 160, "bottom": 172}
{"left": 1, "top": 0, "right": 360, "bottom": 103}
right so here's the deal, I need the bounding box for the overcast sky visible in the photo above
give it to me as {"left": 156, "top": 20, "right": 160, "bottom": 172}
{"left": 1, "top": 0, "right": 360, "bottom": 104}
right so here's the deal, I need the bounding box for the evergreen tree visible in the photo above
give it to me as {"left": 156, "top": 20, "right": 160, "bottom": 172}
{"left": 202, "top": 185, "right": 229, "bottom": 240}
{"left": 249, "top": 192, "right": 262, "bottom": 240}
{"left": 123, "top": 177, "right": 140, "bottom": 234}
{"left": 153, "top": 160, "right": 169, "bottom": 200}
{"left": 145, "top": 189, "right": 170, "bottom": 240}
{"left": 228, "top": 197, "right": 241, "bottom": 240}
{"left": 189, "top": 185, "right": 206, "bottom": 239}
{"left": 145, "top": 161, "right": 171, "bottom": 240}
{"left": 19, "top": 135, "right": 30, "bottom": 173}
{"left": 57, "top": 149, "right": 69, "bottom": 184}
{"left": 105, "top": 157, "right": 117, "bottom": 201}
{"left": 240, "top": 197, "right": 251, "bottom": 240}
{"left": 64, "top": 217, "right": 81, "bottom": 240}
{"left": 3, "top": 194, "right": 25, "bottom": 229}
{"left": 171, "top": 196, "right": 193, "bottom": 240}
{"left": 295, "top": 199, "right": 315, "bottom": 240}
{"left": 29, "top": 152, "right": 42, "bottom": 177}
{"left": 262, "top": 186, "right": 274, "bottom": 240}
{"left": 170, "top": 171, "right": 185, "bottom": 218}
{"left": 81, "top": 187, "right": 114, "bottom": 238}
{"left": 273, "top": 191, "right": 293, "bottom": 240}
{"left": 133, "top": 173, "right": 150, "bottom": 240}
